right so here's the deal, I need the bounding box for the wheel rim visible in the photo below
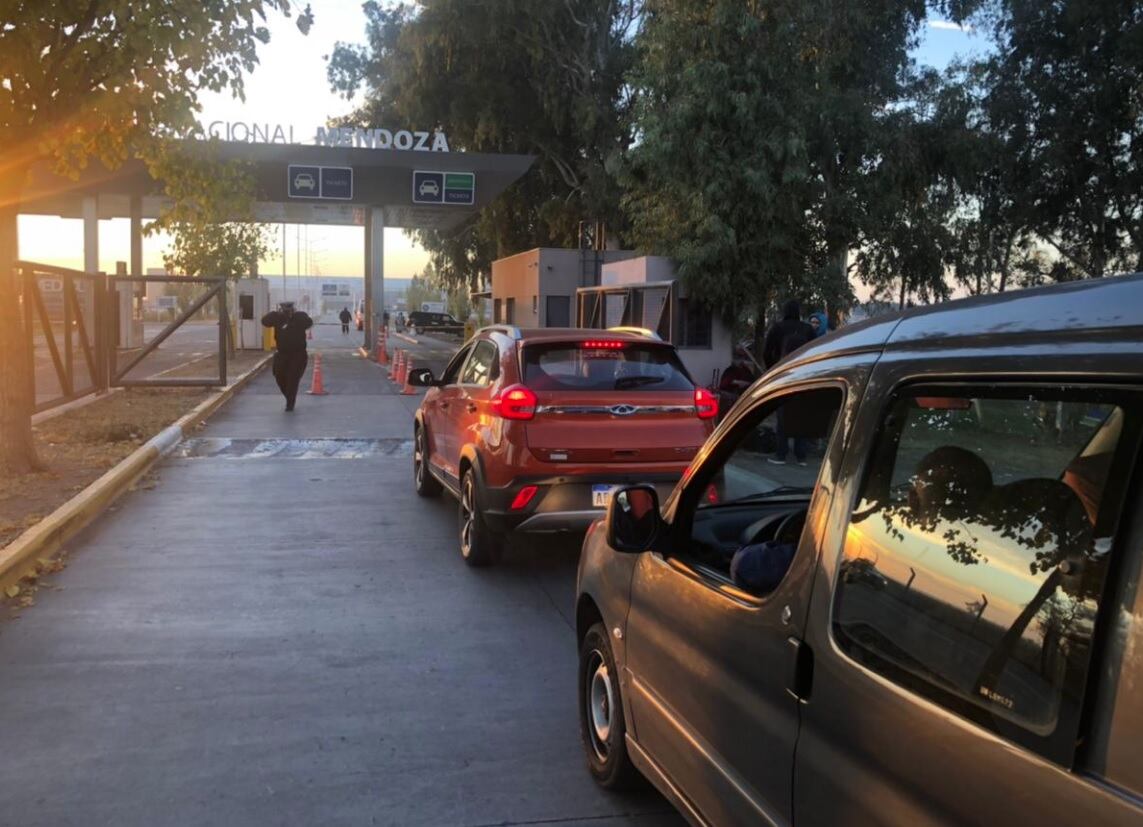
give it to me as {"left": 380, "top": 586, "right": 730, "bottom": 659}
{"left": 585, "top": 649, "right": 614, "bottom": 762}
{"left": 460, "top": 476, "right": 475, "bottom": 557}
{"left": 414, "top": 430, "right": 425, "bottom": 486}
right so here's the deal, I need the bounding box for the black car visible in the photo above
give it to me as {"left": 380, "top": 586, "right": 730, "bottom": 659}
{"left": 407, "top": 311, "right": 463, "bottom": 336}
{"left": 575, "top": 273, "right": 1143, "bottom": 825}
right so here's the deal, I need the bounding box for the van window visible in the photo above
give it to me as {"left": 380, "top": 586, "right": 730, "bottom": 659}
{"left": 1088, "top": 486, "right": 1143, "bottom": 796}
{"left": 834, "top": 389, "right": 1142, "bottom": 765}
{"left": 683, "top": 387, "right": 844, "bottom": 594}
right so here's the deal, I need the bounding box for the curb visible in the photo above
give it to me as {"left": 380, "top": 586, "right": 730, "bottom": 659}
{"left": 0, "top": 354, "right": 273, "bottom": 592}
{"left": 392, "top": 331, "right": 418, "bottom": 345}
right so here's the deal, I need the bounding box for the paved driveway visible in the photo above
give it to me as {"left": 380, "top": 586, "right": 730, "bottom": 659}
{"left": 0, "top": 325, "right": 682, "bottom": 827}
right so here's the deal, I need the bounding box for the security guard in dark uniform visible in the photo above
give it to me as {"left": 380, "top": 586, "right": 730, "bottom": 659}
{"left": 260, "top": 302, "right": 313, "bottom": 411}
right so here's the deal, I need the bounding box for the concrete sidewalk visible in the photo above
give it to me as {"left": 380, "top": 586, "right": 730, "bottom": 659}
{"left": 0, "top": 325, "right": 680, "bottom": 827}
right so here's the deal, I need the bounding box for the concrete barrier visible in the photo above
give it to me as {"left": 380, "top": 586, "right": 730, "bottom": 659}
{"left": 0, "top": 354, "right": 272, "bottom": 592}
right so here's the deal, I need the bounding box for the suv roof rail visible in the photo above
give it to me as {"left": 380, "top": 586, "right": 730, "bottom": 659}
{"left": 483, "top": 325, "right": 522, "bottom": 339}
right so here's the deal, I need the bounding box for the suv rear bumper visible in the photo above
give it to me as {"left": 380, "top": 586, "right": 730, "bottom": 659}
{"left": 481, "top": 472, "right": 681, "bottom": 534}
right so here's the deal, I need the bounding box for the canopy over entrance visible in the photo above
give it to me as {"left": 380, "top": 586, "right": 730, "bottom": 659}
{"left": 17, "top": 138, "right": 535, "bottom": 349}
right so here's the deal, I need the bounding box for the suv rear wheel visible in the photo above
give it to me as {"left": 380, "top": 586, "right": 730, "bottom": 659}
{"left": 579, "top": 622, "right": 639, "bottom": 789}
{"left": 459, "top": 469, "right": 499, "bottom": 566}
{"left": 413, "top": 426, "right": 442, "bottom": 497}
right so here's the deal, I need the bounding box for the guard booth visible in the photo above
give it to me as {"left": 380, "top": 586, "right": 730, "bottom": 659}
{"left": 235, "top": 278, "right": 270, "bottom": 350}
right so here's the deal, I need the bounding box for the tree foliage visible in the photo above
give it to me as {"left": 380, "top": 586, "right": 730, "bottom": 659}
{"left": 146, "top": 143, "right": 274, "bottom": 280}
{"left": 622, "top": 0, "right": 940, "bottom": 323}
{"left": 328, "top": 0, "right": 640, "bottom": 291}
{"left": 0, "top": 0, "right": 300, "bottom": 473}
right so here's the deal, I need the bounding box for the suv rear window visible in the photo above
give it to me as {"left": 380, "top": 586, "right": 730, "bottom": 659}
{"left": 523, "top": 342, "right": 694, "bottom": 392}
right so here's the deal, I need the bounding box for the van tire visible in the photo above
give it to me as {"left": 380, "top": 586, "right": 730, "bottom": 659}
{"left": 579, "top": 622, "right": 640, "bottom": 790}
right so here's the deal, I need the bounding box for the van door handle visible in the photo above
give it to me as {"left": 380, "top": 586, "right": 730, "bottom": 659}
{"left": 785, "top": 637, "right": 814, "bottom": 702}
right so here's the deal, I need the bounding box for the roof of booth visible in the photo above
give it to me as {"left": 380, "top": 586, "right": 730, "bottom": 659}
{"left": 18, "top": 140, "right": 535, "bottom": 231}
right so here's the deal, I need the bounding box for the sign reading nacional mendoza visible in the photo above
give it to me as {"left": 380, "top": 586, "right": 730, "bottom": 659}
{"left": 205, "top": 121, "right": 450, "bottom": 152}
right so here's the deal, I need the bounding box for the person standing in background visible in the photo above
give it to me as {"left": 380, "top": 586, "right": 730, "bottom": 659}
{"left": 339, "top": 306, "right": 352, "bottom": 335}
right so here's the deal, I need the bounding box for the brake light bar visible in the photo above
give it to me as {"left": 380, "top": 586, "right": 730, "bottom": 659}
{"left": 694, "top": 387, "right": 719, "bottom": 420}
{"left": 491, "top": 384, "right": 538, "bottom": 421}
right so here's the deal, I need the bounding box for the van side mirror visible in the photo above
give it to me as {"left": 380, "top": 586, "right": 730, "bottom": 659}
{"left": 606, "top": 485, "right": 661, "bottom": 553}
{"left": 407, "top": 368, "right": 436, "bottom": 387}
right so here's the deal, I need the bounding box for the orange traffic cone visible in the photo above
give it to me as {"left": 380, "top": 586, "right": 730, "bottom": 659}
{"left": 306, "top": 352, "right": 329, "bottom": 395}
{"left": 375, "top": 336, "right": 389, "bottom": 366}
{"left": 392, "top": 349, "right": 405, "bottom": 383}
{"left": 400, "top": 356, "right": 417, "bottom": 395}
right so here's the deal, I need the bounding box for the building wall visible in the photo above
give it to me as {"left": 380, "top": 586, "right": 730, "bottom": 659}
{"left": 490, "top": 248, "right": 640, "bottom": 327}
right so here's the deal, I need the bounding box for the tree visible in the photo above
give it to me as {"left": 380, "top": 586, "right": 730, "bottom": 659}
{"left": 327, "top": 0, "right": 640, "bottom": 291}
{"left": 404, "top": 268, "right": 443, "bottom": 314}
{"left": 620, "top": 0, "right": 822, "bottom": 335}
{"left": 622, "top": 0, "right": 941, "bottom": 328}
{"left": 0, "top": 0, "right": 304, "bottom": 473}
{"left": 979, "top": 0, "right": 1143, "bottom": 277}
{"left": 146, "top": 143, "right": 274, "bottom": 280}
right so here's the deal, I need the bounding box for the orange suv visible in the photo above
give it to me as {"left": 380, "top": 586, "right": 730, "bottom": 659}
{"left": 408, "top": 327, "right": 718, "bottom": 565}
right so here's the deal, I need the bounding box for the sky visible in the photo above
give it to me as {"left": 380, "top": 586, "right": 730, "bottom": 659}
{"left": 16, "top": 5, "right": 985, "bottom": 284}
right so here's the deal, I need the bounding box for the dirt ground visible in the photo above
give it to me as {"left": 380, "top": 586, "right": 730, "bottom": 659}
{"left": 0, "top": 351, "right": 266, "bottom": 550}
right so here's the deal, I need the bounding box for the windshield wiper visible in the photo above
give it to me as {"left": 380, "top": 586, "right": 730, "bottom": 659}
{"left": 710, "top": 486, "right": 815, "bottom": 506}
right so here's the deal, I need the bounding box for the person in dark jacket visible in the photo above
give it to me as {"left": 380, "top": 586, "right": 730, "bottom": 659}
{"left": 261, "top": 302, "right": 313, "bottom": 411}
{"left": 763, "top": 301, "right": 816, "bottom": 465}
{"left": 339, "top": 306, "right": 352, "bottom": 335}
{"left": 808, "top": 310, "right": 829, "bottom": 339}
{"left": 762, "top": 300, "right": 815, "bottom": 369}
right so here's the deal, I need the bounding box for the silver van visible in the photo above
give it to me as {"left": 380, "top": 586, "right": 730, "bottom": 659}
{"left": 575, "top": 274, "right": 1143, "bottom": 825}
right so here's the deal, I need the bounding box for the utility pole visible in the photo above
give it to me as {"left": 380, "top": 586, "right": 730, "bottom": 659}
{"left": 281, "top": 223, "right": 287, "bottom": 301}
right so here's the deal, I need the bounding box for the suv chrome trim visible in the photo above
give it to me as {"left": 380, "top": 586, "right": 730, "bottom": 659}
{"left": 536, "top": 404, "right": 694, "bottom": 416}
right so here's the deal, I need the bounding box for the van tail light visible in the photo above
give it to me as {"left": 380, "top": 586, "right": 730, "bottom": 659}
{"left": 510, "top": 485, "right": 539, "bottom": 511}
{"left": 491, "top": 384, "right": 538, "bottom": 421}
{"left": 694, "top": 387, "right": 719, "bottom": 420}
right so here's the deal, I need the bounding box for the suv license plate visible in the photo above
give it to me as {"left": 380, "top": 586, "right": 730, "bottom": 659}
{"left": 592, "top": 485, "right": 616, "bottom": 508}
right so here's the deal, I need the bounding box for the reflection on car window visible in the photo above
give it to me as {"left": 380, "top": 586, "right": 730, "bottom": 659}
{"left": 461, "top": 341, "right": 497, "bottom": 386}
{"left": 834, "top": 391, "right": 1139, "bottom": 765}
{"left": 685, "top": 388, "right": 842, "bottom": 596}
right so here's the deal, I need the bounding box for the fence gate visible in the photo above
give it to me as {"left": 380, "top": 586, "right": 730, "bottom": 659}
{"left": 19, "top": 262, "right": 106, "bottom": 414}
{"left": 107, "top": 275, "right": 228, "bottom": 388}
{"left": 20, "top": 263, "right": 231, "bottom": 412}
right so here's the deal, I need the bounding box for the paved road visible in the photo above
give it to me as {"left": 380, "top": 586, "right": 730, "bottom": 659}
{"left": 1, "top": 323, "right": 683, "bottom": 827}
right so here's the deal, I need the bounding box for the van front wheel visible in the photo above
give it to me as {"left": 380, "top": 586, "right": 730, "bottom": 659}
{"left": 579, "top": 622, "right": 639, "bottom": 789}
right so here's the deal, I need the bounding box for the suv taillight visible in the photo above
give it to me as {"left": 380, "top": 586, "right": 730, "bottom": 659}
{"left": 694, "top": 387, "right": 718, "bottom": 420}
{"left": 491, "top": 384, "right": 538, "bottom": 421}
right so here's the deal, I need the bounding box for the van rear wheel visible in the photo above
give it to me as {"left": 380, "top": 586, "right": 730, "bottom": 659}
{"left": 579, "top": 622, "right": 639, "bottom": 790}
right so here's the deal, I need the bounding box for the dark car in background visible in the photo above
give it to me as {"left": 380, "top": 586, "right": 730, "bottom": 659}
{"left": 408, "top": 311, "right": 463, "bottom": 336}
{"left": 574, "top": 274, "right": 1143, "bottom": 825}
